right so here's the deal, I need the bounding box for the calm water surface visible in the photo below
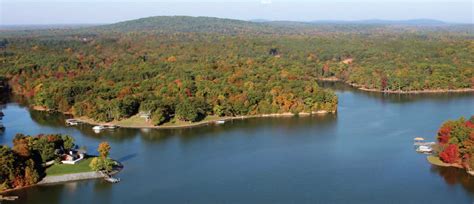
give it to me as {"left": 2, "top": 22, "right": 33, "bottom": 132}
{"left": 1, "top": 84, "right": 474, "bottom": 204}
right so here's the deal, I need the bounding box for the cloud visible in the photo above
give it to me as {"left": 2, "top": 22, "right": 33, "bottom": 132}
{"left": 261, "top": 0, "right": 272, "bottom": 5}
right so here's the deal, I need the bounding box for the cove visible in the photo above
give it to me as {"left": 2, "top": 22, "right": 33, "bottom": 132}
{"left": 1, "top": 83, "right": 473, "bottom": 204}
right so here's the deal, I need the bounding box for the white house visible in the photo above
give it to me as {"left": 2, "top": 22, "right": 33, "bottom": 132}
{"left": 61, "top": 150, "right": 86, "bottom": 164}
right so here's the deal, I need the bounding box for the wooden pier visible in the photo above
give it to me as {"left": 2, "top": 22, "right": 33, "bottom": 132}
{"left": 0, "top": 195, "right": 19, "bottom": 201}
{"left": 100, "top": 171, "right": 121, "bottom": 183}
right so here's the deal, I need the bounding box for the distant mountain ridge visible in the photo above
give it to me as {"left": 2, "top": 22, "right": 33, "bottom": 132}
{"left": 93, "top": 16, "right": 456, "bottom": 34}
{"left": 94, "top": 16, "right": 277, "bottom": 34}
{"left": 1, "top": 16, "right": 468, "bottom": 35}
{"left": 310, "top": 19, "right": 449, "bottom": 25}
{"left": 249, "top": 18, "right": 450, "bottom": 25}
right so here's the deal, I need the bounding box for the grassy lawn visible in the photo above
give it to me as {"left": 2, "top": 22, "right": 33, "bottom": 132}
{"left": 45, "top": 157, "right": 95, "bottom": 176}
{"left": 160, "top": 115, "right": 227, "bottom": 127}
{"left": 111, "top": 114, "right": 230, "bottom": 128}
{"left": 427, "top": 156, "right": 450, "bottom": 167}
{"left": 115, "top": 115, "right": 150, "bottom": 127}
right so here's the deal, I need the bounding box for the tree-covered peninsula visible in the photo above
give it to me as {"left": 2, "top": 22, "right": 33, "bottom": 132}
{"left": 0, "top": 134, "right": 116, "bottom": 192}
{"left": 428, "top": 116, "right": 474, "bottom": 175}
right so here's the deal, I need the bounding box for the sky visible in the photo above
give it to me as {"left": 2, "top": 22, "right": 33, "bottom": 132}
{"left": 0, "top": 0, "right": 472, "bottom": 25}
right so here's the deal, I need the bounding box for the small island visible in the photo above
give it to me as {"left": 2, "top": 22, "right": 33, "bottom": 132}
{"left": 0, "top": 134, "right": 121, "bottom": 193}
{"left": 426, "top": 115, "right": 474, "bottom": 175}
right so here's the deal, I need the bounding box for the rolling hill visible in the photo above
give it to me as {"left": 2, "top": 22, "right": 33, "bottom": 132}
{"left": 93, "top": 16, "right": 279, "bottom": 34}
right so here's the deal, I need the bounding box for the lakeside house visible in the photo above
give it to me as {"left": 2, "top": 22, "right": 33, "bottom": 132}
{"left": 139, "top": 111, "right": 151, "bottom": 122}
{"left": 61, "top": 149, "right": 86, "bottom": 165}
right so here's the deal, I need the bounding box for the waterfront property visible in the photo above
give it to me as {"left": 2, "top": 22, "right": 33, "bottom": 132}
{"left": 0, "top": 133, "right": 121, "bottom": 193}
{"left": 60, "top": 149, "right": 86, "bottom": 165}
{"left": 46, "top": 157, "right": 95, "bottom": 176}
{"left": 413, "top": 137, "right": 435, "bottom": 154}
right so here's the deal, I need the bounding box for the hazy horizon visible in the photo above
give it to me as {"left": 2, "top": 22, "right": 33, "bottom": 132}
{"left": 1, "top": 0, "right": 472, "bottom": 25}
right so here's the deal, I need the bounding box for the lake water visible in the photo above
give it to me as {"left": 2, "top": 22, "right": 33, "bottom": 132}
{"left": 1, "top": 83, "right": 474, "bottom": 204}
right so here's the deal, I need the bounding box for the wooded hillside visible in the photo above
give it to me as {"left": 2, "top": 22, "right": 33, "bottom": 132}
{"left": 0, "top": 16, "right": 472, "bottom": 124}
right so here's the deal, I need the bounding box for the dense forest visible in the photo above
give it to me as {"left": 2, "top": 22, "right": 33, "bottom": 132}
{"left": 0, "top": 16, "right": 472, "bottom": 124}
{"left": 434, "top": 116, "right": 474, "bottom": 172}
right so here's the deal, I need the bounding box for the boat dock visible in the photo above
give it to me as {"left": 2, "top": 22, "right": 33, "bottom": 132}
{"left": 101, "top": 171, "right": 121, "bottom": 183}
{"left": 105, "top": 176, "right": 121, "bottom": 183}
{"left": 0, "top": 195, "right": 19, "bottom": 201}
{"left": 65, "top": 119, "right": 81, "bottom": 126}
{"left": 414, "top": 137, "right": 435, "bottom": 154}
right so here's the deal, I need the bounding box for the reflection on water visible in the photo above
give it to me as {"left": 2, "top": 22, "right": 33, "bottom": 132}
{"left": 30, "top": 110, "right": 70, "bottom": 128}
{"left": 318, "top": 81, "right": 474, "bottom": 103}
{"left": 430, "top": 165, "right": 474, "bottom": 193}
{"left": 31, "top": 112, "right": 337, "bottom": 144}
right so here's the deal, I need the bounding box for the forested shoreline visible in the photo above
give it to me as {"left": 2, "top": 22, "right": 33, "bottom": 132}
{"left": 429, "top": 116, "right": 474, "bottom": 175}
{"left": 0, "top": 16, "right": 472, "bottom": 125}
{"left": 0, "top": 134, "right": 75, "bottom": 191}
{"left": 0, "top": 134, "right": 116, "bottom": 192}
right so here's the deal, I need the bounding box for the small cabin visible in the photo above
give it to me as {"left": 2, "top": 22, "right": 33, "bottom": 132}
{"left": 139, "top": 111, "right": 151, "bottom": 122}
{"left": 61, "top": 149, "right": 86, "bottom": 164}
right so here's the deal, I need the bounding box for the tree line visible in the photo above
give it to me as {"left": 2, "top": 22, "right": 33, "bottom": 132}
{"left": 0, "top": 133, "right": 112, "bottom": 192}
{"left": 0, "top": 134, "right": 75, "bottom": 191}
{"left": 0, "top": 34, "right": 340, "bottom": 124}
{"left": 435, "top": 116, "right": 474, "bottom": 170}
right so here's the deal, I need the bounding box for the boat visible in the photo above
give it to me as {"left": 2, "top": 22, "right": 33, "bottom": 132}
{"left": 66, "top": 119, "right": 79, "bottom": 126}
{"left": 413, "top": 137, "right": 436, "bottom": 146}
{"left": 0, "top": 123, "right": 4, "bottom": 131}
{"left": 413, "top": 137, "right": 424, "bottom": 144}
{"left": 414, "top": 137, "right": 424, "bottom": 142}
{"left": 416, "top": 145, "right": 433, "bottom": 154}
{"left": 215, "top": 120, "right": 225, "bottom": 124}
{"left": 0, "top": 195, "right": 19, "bottom": 201}
{"left": 92, "top": 125, "right": 105, "bottom": 131}
{"left": 105, "top": 176, "right": 121, "bottom": 183}
{"left": 104, "top": 124, "right": 119, "bottom": 129}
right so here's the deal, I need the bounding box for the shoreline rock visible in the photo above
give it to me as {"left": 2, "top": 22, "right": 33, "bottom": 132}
{"left": 38, "top": 171, "right": 105, "bottom": 184}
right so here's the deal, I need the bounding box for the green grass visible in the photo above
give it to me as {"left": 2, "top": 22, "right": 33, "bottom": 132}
{"left": 115, "top": 115, "right": 150, "bottom": 127}
{"left": 45, "top": 157, "right": 95, "bottom": 176}
{"left": 113, "top": 114, "right": 229, "bottom": 128}
{"left": 427, "top": 156, "right": 450, "bottom": 167}
{"left": 160, "top": 115, "right": 227, "bottom": 127}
